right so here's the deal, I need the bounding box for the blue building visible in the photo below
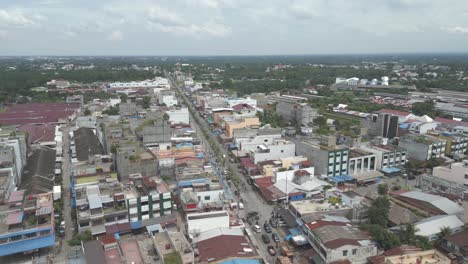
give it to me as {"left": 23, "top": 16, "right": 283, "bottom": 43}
{"left": 0, "top": 191, "right": 55, "bottom": 256}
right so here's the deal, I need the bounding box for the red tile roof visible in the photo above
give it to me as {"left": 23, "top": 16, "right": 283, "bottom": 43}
{"left": 445, "top": 229, "right": 468, "bottom": 247}
{"left": 198, "top": 235, "right": 256, "bottom": 262}
{"left": 325, "top": 238, "right": 361, "bottom": 249}
{"left": 306, "top": 220, "right": 347, "bottom": 230}
{"left": 435, "top": 117, "right": 468, "bottom": 127}
{"left": 232, "top": 103, "right": 254, "bottom": 112}
{"left": 377, "top": 109, "right": 410, "bottom": 117}
{"left": 18, "top": 124, "right": 56, "bottom": 143}
{"left": 0, "top": 103, "right": 80, "bottom": 126}
{"left": 240, "top": 157, "right": 257, "bottom": 169}
{"left": 330, "top": 260, "right": 352, "bottom": 264}
{"left": 294, "top": 170, "right": 311, "bottom": 177}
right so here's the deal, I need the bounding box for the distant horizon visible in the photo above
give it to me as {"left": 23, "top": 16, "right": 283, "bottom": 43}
{"left": 1, "top": 52, "right": 468, "bottom": 58}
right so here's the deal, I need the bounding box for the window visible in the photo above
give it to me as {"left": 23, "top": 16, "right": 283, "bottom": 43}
{"left": 352, "top": 249, "right": 357, "bottom": 255}
{"left": 10, "top": 235, "right": 22, "bottom": 241}
{"left": 204, "top": 195, "right": 210, "bottom": 200}
{"left": 343, "top": 250, "right": 348, "bottom": 256}
{"left": 0, "top": 238, "right": 8, "bottom": 244}
{"left": 39, "top": 230, "right": 51, "bottom": 236}
{"left": 264, "top": 139, "right": 268, "bottom": 142}
{"left": 281, "top": 150, "right": 284, "bottom": 153}
{"left": 80, "top": 222, "right": 90, "bottom": 227}
{"left": 117, "top": 215, "right": 127, "bottom": 220}
{"left": 25, "top": 232, "right": 37, "bottom": 239}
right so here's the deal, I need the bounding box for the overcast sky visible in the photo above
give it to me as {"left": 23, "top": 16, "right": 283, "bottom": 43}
{"left": 1, "top": 0, "right": 468, "bottom": 55}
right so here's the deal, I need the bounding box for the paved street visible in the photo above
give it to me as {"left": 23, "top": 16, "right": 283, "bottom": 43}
{"left": 167, "top": 71, "right": 279, "bottom": 262}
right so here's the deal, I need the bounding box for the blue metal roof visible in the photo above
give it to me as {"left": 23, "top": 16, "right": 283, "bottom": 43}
{"left": 130, "top": 221, "right": 142, "bottom": 229}
{"left": 176, "top": 142, "right": 193, "bottom": 148}
{"left": 382, "top": 167, "right": 401, "bottom": 174}
{"left": 221, "top": 259, "right": 260, "bottom": 264}
{"left": 0, "top": 234, "right": 55, "bottom": 256}
{"left": 177, "top": 178, "right": 209, "bottom": 187}
{"left": 330, "top": 174, "right": 354, "bottom": 183}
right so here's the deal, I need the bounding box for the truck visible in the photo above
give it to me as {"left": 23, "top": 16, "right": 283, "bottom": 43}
{"left": 279, "top": 242, "right": 294, "bottom": 258}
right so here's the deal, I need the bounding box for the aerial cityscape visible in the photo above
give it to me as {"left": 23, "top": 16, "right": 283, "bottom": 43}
{"left": 1, "top": 1, "right": 468, "bottom": 264}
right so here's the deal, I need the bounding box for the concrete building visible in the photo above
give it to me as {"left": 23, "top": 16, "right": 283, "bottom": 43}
{"left": 409, "top": 122, "right": 437, "bottom": 134}
{"left": 399, "top": 135, "right": 447, "bottom": 161}
{"left": 166, "top": 107, "right": 190, "bottom": 125}
{"left": 237, "top": 133, "right": 282, "bottom": 152}
{"left": 293, "top": 136, "right": 350, "bottom": 177}
{"left": 115, "top": 145, "right": 157, "bottom": 182}
{"left": 75, "top": 181, "right": 128, "bottom": 235}
{"left": 109, "top": 78, "right": 169, "bottom": 89}
{"left": 76, "top": 116, "right": 97, "bottom": 129}
{"left": 119, "top": 102, "right": 138, "bottom": 116}
{"left": 440, "top": 229, "right": 468, "bottom": 262}
{"left": 348, "top": 149, "right": 377, "bottom": 176}
{"left": 303, "top": 221, "right": 378, "bottom": 264}
{"left": 276, "top": 96, "right": 318, "bottom": 125}
{"left": 140, "top": 118, "right": 172, "bottom": 147}
{"left": 364, "top": 112, "right": 400, "bottom": 139}
{"left": 0, "top": 128, "right": 27, "bottom": 187}
{"left": 421, "top": 162, "right": 468, "bottom": 198}
{"left": 225, "top": 117, "right": 260, "bottom": 138}
{"left": 362, "top": 143, "right": 407, "bottom": 170}
{"left": 0, "top": 191, "right": 56, "bottom": 256}
{"left": 66, "top": 94, "right": 84, "bottom": 105}
{"left": 159, "top": 90, "right": 178, "bottom": 107}
{"left": 392, "top": 190, "right": 464, "bottom": 217}
{"left": 250, "top": 139, "right": 296, "bottom": 164}
{"left": 124, "top": 175, "right": 173, "bottom": 223}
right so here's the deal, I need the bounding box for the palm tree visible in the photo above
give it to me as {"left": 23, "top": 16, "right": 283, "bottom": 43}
{"left": 435, "top": 226, "right": 452, "bottom": 246}
{"left": 400, "top": 223, "right": 418, "bottom": 244}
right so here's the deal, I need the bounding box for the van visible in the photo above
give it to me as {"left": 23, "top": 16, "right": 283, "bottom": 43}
{"left": 252, "top": 225, "right": 262, "bottom": 233}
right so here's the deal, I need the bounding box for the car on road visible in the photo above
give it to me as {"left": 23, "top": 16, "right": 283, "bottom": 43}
{"left": 252, "top": 225, "right": 262, "bottom": 233}
{"left": 272, "top": 233, "right": 280, "bottom": 243}
{"left": 261, "top": 234, "right": 270, "bottom": 244}
{"left": 269, "top": 218, "right": 278, "bottom": 228}
{"left": 267, "top": 245, "right": 276, "bottom": 256}
{"left": 264, "top": 223, "right": 272, "bottom": 233}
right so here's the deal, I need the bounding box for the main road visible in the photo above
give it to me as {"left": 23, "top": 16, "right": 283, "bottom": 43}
{"left": 165, "top": 71, "right": 280, "bottom": 262}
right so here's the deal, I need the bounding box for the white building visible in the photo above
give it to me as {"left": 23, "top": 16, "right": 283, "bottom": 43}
{"left": 109, "top": 77, "right": 169, "bottom": 89}
{"left": 226, "top": 97, "right": 257, "bottom": 109}
{"left": 186, "top": 210, "right": 230, "bottom": 238}
{"left": 250, "top": 139, "right": 296, "bottom": 164}
{"left": 399, "top": 215, "right": 464, "bottom": 241}
{"left": 159, "top": 91, "right": 178, "bottom": 107}
{"left": 166, "top": 108, "right": 190, "bottom": 125}
{"left": 409, "top": 122, "right": 438, "bottom": 134}
{"left": 433, "top": 162, "right": 468, "bottom": 186}
{"left": 237, "top": 134, "right": 282, "bottom": 152}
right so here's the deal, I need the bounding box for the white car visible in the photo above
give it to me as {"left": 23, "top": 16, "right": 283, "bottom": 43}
{"left": 252, "top": 225, "right": 262, "bottom": 233}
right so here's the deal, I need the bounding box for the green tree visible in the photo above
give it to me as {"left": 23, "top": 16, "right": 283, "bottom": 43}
{"left": 84, "top": 108, "right": 91, "bottom": 116}
{"left": 361, "top": 224, "right": 401, "bottom": 250}
{"left": 411, "top": 100, "right": 436, "bottom": 117}
{"left": 103, "top": 105, "right": 119, "bottom": 115}
{"left": 377, "top": 184, "right": 389, "bottom": 195}
{"left": 367, "top": 197, "right": 390, "bottom": 227}
{"left": 142, "top": 96, "right": 151, "bottom": 109}
{"left": 435, "top": 226, "right": 452, "bottom": 246}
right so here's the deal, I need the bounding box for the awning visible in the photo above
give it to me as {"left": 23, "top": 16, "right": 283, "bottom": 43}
{"left": 91, "top": 225, "right": 106, "bottom": 235}
{"left": 382, "top": 167, "right": 401, "bottom": 174}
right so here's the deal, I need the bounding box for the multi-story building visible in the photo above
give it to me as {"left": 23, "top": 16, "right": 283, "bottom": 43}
{"left": 159, "top": 90, "right": 178, "bottom": 107}
{"left": 124, "top": 174, "right": 173, "bottom": 223}
{"left": 119, "top": 102, "right": 138, "bottom": 116}
{"left": 225, "top": 117, "right": 260, "bottom": 138}
{"left": 348, "top": 149, "right": 377, "bottom": 176}
{"left": 421, "top": 162, "right": 468, "bottom": 198}
{"left": 294, "top": 136, "right": 350, "bottom": 177}
{"left": 0, "top": 128, "right": 27, "bottom": 186}
{"left": 275, "top": 95, "right": 318, "bottom": 125}
{"left": 237, "top": 133, "right": 283, "bottom": 152}
{"left": 399, "top": 135, "right": 447, "bottom": 161}
{"left": 75, "top": 180, "right": 128, "bottom": 235}
{"left": 250, "top": 139, "right": 296, "bottom": 164}
{"left": 362, "top": 142, "right": 407, "bottom": 170}
{"left": 139, "top": 118, "right": 172, "bottom": 147}
{"left": 115, "top": 145, "right": 157, "bottom": 182}
{"left": 109, "top": 78, "right": 169, "bottom": 89}
{"left": 0, "top": 191, "right": 56, "bottom": 256}
{"left": 0, "top": 146, "right": 18, "bottom": 203}
{"left": 427, "top": 131, "right": 468, "bottom": 158}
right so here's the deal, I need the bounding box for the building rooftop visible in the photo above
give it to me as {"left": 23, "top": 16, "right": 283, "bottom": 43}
{"left": 349, "top": 148, "right": 374, "bottom": 158}
{"left": 19, "top": 146, "right": 56, "bottom": 195}
{"left": 17, "top": 124, "right": 56, "bottom": 144}
{"left": 0, "top": 103, "right": 80, "bottom": 126}
{"left": 384, "top": 249, "right": 450, "bottom": 264}
{"left": 0, "top": 192, "right": 54, "bottom": 235}
{"left": 290, "top": 200, "right": 350, "bottom": 215}
{"left": 74, "top": 127, "right": 104, "bottom": 161}
{"left": 312, "top": 225, "right": 370, "bottom": 249}
{"left": 398, "top": 190, "right": 464, "bottom": 215}
{"left": 197, "top": 234, "right": 257, "bottom": 262}
{"left": 413, "top": 215, "right": 464, "bottom": 237}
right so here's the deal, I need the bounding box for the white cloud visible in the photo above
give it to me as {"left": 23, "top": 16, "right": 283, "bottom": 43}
{"left": 108, "top": 30, "right": 124, "bottom": 41}
{"left": 0, "top": 8, "right": 45, "bottom": 29}
{"left": 441, "top": 26, "right": 468, "bottom": 34}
